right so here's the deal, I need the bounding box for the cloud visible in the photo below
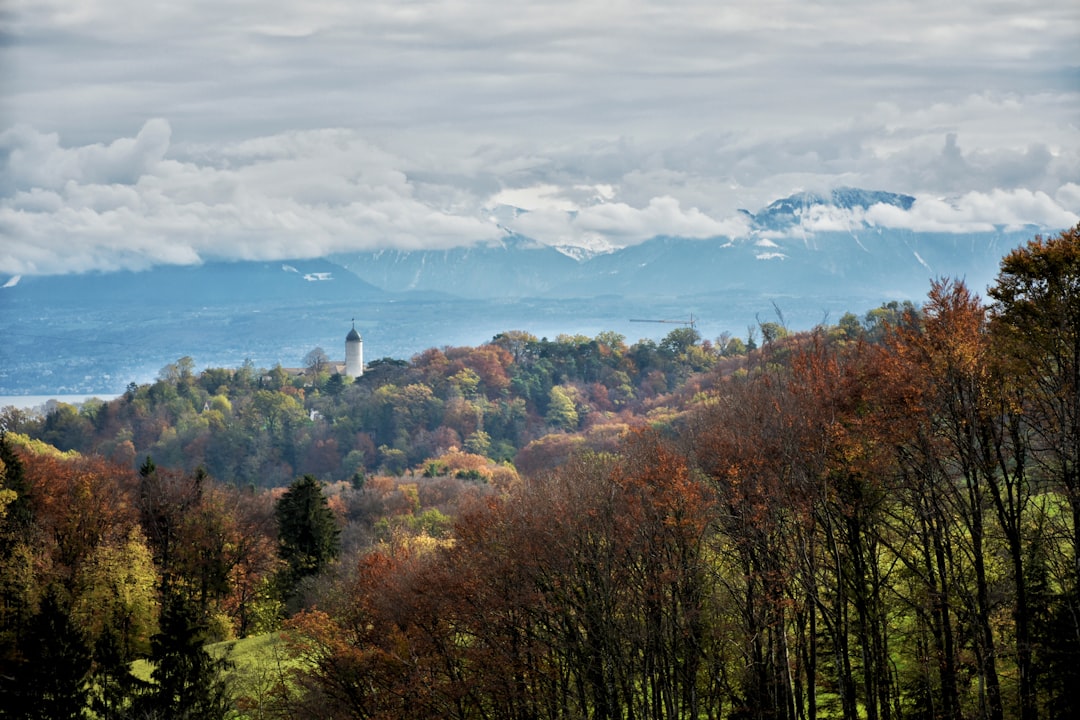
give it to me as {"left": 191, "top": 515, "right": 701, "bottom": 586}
{"left": 1, "top": 119, "right": 170, "bottom": 191}
{"left": 2, "top": 119, "right": 1078, "bottom": 276}
{"left": 0, "top": 121, "right": 505, "bottom": 275}
{"left": 865, "top": 190, "right": 1080, "bottom": 232}
{"left": 1, "top": 1, "right": 1078, "bottom": 274}
{"left": 765, "top": 188, "right": 1080, "bottom": 236}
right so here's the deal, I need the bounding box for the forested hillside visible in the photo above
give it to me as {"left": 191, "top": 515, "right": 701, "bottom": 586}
{"left": 1, "top": 226, "right": 1079, "bottom": 720}
{"left": 3, "top": 322, "right": 747, "bottom": 487}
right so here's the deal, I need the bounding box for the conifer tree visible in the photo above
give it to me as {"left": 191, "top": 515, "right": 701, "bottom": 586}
{"left": 89, "top": 629, "right": 150, "bottom": 720}
{"left": 2, "top": 586, "right": 92, "bottom": 720}
{"left": 139, "top": 592, "right": 231, "bottom": 720}
{"left": 275, "top": 475, "right": 340, "bottom": 601}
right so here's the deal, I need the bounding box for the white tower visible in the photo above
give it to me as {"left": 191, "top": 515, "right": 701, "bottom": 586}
{"left": 345, "top": 320, "right": 364, "bottom": 378}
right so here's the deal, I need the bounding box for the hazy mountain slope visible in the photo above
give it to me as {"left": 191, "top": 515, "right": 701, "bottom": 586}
{"left": 3, "top": 259, "right": 386, "bottom": 308}
{"left": 0, "top": 188, "right": 1059, "bottom": 395}
{"left": 330, "top": 235, "right": 580, "bottom": 299}
{"left": 330, "top": 189, "right": 1036, "bottom": 300}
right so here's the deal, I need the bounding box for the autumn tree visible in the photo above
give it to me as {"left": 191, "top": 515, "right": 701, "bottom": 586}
{"left": 988, "top": 223, "right": 1080, "bottom": 715}
{"left": 885, "top": 280, "right": 1018, "bottom": 720}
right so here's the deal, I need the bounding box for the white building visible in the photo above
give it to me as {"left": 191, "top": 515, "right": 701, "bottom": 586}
{"left": 345, "top": 321, "right": 364, "bottom": 378}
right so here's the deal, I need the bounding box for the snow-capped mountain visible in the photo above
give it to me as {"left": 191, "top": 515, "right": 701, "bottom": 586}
{"left": 0, "top": 187, "right": 1063, "bottom": 394}
{"left": 745, "top": 188, "right": 916, "bottom": 232}
{"left": 331, "top": 189, "right": 1038, "bottom": 300}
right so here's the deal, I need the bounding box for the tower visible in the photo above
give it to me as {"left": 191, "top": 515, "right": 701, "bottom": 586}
{"left": 345, "top": 320, "right": 364, "bottom": 378}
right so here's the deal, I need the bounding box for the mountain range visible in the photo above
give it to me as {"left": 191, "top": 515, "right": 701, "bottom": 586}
{"left": 330, "top": 188, "right": 1029, "bottom": 300}
{"left": 0, "top": 188, "right": 1054, "bottom": 395}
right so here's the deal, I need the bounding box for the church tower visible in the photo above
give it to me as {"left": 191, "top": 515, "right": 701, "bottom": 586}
{"left": 345, "top": 320, "right": 364, "bottom": 378}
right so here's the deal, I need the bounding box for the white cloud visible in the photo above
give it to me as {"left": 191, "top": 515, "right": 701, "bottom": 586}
{"left": 491, "top": 185, "right": 580, "bottom": 213}
{"left": 1, "top": 119, "right": 170, "bottom": 190}
{"left": 0, "top": 121, "right": 505, "bottom": 275}
{"left": 1056, "top": 183, "right": 1080, "bottom": 210}
{"left": 865, "top": 190, "right": 1079, "bottom": 233}
{"left": 2, "top": 118, "right": 1078, "bottom": 276}
{"left": 1, "top": 1, "right": 1078, "bottom": 274}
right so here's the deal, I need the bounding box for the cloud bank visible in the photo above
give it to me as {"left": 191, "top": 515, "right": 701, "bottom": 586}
{"left": 1, "top": 120, "right": 1078, "bottom": 275}
{"left": 1, "top": 0, "right": 1077, "bottom": 275}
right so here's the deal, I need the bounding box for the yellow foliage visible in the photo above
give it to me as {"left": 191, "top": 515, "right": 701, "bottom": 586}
{"left": 0, "top": 487, "right": 14, "bottom": 520}
{"left": 3, "top": 432, "right": 80, "bottom": 460}
{"left": 431, "top": 449, "right": 491, "bottom": 475}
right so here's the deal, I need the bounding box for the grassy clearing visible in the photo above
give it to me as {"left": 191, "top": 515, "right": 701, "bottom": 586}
{"left": 130, "top": 631, "right": 301, "bottom": 716}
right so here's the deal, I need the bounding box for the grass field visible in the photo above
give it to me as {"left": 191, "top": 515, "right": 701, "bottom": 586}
{"left": 132, "top": 631, "right": 299, "bottom": 717}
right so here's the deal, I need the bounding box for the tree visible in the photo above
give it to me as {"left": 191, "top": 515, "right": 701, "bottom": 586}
{"left": 660, "top": 327, "right": 701, "bottom": 356}
{"left": 2, "top": 586, "right": 92, "bottom": 720}
{"left": 158, "top": 357, "right": 196, "bottom": 384}
{"left": 545, "top": 386, "right": 579, "bottom": 430}
{"left": 988, "top": 223, "right": 1080, "bottom": 714}
{"left": 888, "top": 280, "right": 1014, "bottom": 720}
{"left": 304, "top": 347, "right": 330, "bottom": 377}
{"left": 275, "top": 475, "right": 340, "bottom": 602}
{"left": 759, "top": 321, "right": 790, "bottom": 345}
{"left": 89, "top": 628, "right": 149, "bottom": 720}
{"left": 139, "top": 592, "right": 231, "bottom": 720}
{"left": 72, "top": 528, "right": 158, "bottom": 663}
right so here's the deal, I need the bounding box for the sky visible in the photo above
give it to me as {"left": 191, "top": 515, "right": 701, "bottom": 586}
{"left": 1, "top": 0, "right": 1078, "bottom": 276}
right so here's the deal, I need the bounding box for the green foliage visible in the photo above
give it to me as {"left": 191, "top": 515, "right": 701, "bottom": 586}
{"left": 660, "top": 326, "right": 701, "bottom": 356}
{"left": 275, "top": 475, "right": 340, "bottom": 599}
{"left": 463, "top": 429, "right": 492, "bottom": 457}
{"left": 89, "top": 627, "right": 151, "bottom": 720}
{"left": 545, "top": 385, "right": 579, "bottom": 430}
{"left": 374, "top": 507, "right": 453, "bottom": 542}
{"left": 423, "top": 460, "right": 448, "bottom": 477}
{"left": 2, "top": 586, "right": 92, "bottom": 720}
{"left": 377, "top": 445, "right": 408, "bottom": 476}
{"left": 140, "top": 592, "right": 232, "bottom": 720}
{"left": 758, "top": 320, "right": 789, "bottom": 344}
{"left": 72, "top": 528, "right": 159, "bottom": 661}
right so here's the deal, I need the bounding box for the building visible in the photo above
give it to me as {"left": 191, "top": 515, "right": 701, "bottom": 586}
{"left": 345, "top": 321, "right": 364, "bottom": 378}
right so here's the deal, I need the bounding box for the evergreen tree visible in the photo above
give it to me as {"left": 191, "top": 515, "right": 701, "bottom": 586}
{"left": 139, "top": 592, "right": 231, "bottom": 720}
{"left": 88, "top": 629, "right": 150, "bottom": 720}
{"left": 275, "top": 474, "right": 340, "bottom": 599}
{"left": 0, "top": 434, "right": 32, "bottom": 537}
{"left": 2, "top": 586, "right": 92, "bottom": 720}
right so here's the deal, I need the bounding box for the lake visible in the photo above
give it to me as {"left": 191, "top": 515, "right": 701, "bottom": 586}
{"left": 0, "top": 394, "right": 120, "bottom": 411}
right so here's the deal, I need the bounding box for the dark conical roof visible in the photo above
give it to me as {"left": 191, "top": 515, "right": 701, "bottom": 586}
{"left": 346, "top": 327, "right": 362, "bottom": 342}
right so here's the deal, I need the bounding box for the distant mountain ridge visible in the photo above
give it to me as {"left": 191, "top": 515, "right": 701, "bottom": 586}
{"left": 330, "top": 188, "right": 1036, "bottom": 300}
{"left": 3, "top": 258, "right": 387, "bottom": 308}
{"left": 743, "top": 188, "right": 916, "bottom": 231}
{"left": 0, "top": 188, "right": 1047, "bottom": 306}
{"left": 0, "top": 188, "right": 1063, "bottom": 395}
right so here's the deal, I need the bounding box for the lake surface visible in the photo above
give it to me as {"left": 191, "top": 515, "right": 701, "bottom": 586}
{"left": 2, "top": 292, "right": 872, "bottom": 395}
{"left": 0, "top": 394, "right": 120, "bottom": 411}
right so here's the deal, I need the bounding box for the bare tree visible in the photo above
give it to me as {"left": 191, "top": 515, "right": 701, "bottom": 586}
{"left": 304, "top": 347, "right": 329, "bottom": 377}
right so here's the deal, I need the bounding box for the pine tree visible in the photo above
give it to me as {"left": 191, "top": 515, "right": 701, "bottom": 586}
{"left": 139, "top": 592, "right": 231, "bottom": 720}
{"left": 275, "top": 475, "right": 340, "bottom": 602}
{"left": 0, "top": 434, "right": 33, "bottom": 684}
{"left": 1, "top": 586, "right": 92, "bottom": 720}
{"left": 88, "top": 629, "right": 150, "bottom": 720}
